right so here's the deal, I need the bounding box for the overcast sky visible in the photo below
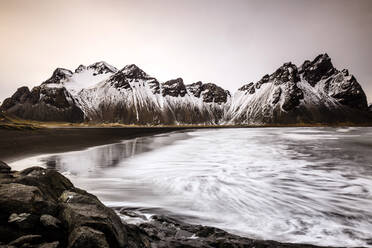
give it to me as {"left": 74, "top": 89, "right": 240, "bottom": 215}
{"left": 0, "top": 0, "right": 371, "bottom": 102}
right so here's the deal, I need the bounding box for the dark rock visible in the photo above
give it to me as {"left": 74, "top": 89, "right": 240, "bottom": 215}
{"left": 40, "top": 215, "right": 62, "bottom": 229}
{"left": 0, "top": 183, "right": 57, "bottom": 216}
{"left": 201, "top": 83, "right": 229, "bottom": 103}
{"left": 68, "top": 226, "right": 109, "bottom": 248}
{"left": 9, "top": 235, "right": 42, "bottom": 247}
{"left": 87, "top": 62, "right": 117, "bottom": 75}
{"left": 162, "top": 78, "right": 187, "bottom": 97}
{"left": 120, "top": 64, "right": 149, "bottom": 80}
{"left": 75, "top": 65, "right": 86, "bottom": 73}
{"left": 119, "top": 209, "right": 147, "bottom": 221}
{"left": 282, "top": 82, "right": 304, "bottom": 111}
{"left": 300, "top": 53, "right": 335, "bottom": 86}
{"left": 43, "top": 68, "right": 73, "bottom": 85}
{"left": 272, "top": 87, "right": 282, "bottom": 105}
{"left": 146, "top": 78, "right": 161, "bottom": 95}
{"left": 1, "top": 87, "right": 31, "bottom": 110}
{"left": 0, "top": 161, "right": 11, "bottom": 173}
{"left": 186, "top": 82, "right": 229, "bottom": 104}
{"left": 108, "top": 65, "right": 160, "bottom": 94}
{"left": 37, "top": 241, "right": 60, "bottom": 248}
{"left": 186, "top": 81, "right": 203, "bottom": 98}
{"left": 239, "top": 82, "right": 255, "bottom": 94}
{"left": 108, "top": 72, "right": 132, "bottom": 90}
{"left": 59, "top": 190, "right": 128, "bottom": 248}
{"left": 8, "top": 213, "right": 39, "bottom": 229}
{"left": 270, "top": 62, "right": 299, "bottom": 85}
{"left": 2, "top": 86, "right": 84, "bottom": 123}
{"left": 255, "top": 74, "right": 270, "bottom": 89}
{"left": 325, "top": 70, "right": 368, "bottom": 110}
{"left": 138, "top": 214, "right": 323, "bottom": 248}
{"left": 16, "top": 167, "right": 74, "bottom": 200}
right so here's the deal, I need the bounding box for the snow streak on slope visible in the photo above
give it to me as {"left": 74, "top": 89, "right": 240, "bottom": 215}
{"left": 2, "top": 54, "right": 370, "bottom": 124}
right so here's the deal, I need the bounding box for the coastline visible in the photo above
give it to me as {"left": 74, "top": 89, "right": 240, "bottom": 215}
{"left": 0, "top": 162, "right": 340, "bottom": 248}
{"left": 1, "top": 123, "right": 371, "bottom": 163}
{"left": 0, "top": 127, "right": 184, "bottom": 163}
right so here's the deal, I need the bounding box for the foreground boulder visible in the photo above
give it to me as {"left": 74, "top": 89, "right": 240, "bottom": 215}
{"left": 0, "top": 163, "right": 128, "bottom": 248}
{"left": 0, "top": 161, "right": 348, "bottom": 248}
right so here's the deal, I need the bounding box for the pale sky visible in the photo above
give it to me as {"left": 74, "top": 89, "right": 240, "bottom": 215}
{"left": 0, "top": 0, "right": 371, "bottom": 102}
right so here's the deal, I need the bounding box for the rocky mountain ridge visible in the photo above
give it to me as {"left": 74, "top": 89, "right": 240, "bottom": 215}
{"left": 1, "top": 54, "right": 371, "bottom": 125}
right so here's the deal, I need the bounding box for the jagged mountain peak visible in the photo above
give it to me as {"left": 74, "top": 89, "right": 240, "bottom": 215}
{"left": 75, "top": 64, "right": 87, "bottom": 73}
{"left": 162, "top": 78, "right": 186, "bottom": 97}
{"left": 200, "top": 83, "right": 230, "bottom": 104}
{"left": 2, "top": 54, "right": 371, "bottom": 125}
{"left": 186, "top": 81, "right": 203, "bottom": 97}
{"left": 120, "top": 64, "right": 149, "bottom": 79}
{"left": 43, "top": 68, "right": 73, "bottom": 85}
{"left": 87, "top": 61, "right": 118, "bottom": 75}
{"left": 300, "top": 53, "right": 335, "bottom": 86}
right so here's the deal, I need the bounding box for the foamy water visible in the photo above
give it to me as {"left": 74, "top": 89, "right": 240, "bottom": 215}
{"left": 10, "top": 128, "right": 372, "bottom": 247}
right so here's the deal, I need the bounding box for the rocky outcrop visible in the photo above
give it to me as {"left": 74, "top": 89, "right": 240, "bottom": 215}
{"left": 186, "top": 82, "right": 230, "bottom": 104}
{"left": 0, "top": 161, "right": 344, "bottom": 248}
{"left": 162, "top": 78, "right": 187, "bottom": 97}
{"left": 43, "top": 68, "right": 73, "bottom": 85}
{"left": 1, "top": 54, "right": 371, "bottom": 125}
{"left": 87, "top": 61, "right": 118, "bottom": 75}
{"left": 1, "top": 85, "right": 84, "bottom": 123}
{"left": 0, "top": 163, "right": 130, "bottom": 248}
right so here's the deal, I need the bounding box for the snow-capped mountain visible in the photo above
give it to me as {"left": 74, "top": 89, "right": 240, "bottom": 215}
{"left": 1, "top": 54, "right": 371, "bottom": 125}
{"left": 226, "top": 54, "right": 370, "bottom": 124}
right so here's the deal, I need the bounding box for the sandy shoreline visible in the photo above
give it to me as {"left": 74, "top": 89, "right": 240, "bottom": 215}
{"left": 0, "top": 127, "right": 184, "bottom": 163}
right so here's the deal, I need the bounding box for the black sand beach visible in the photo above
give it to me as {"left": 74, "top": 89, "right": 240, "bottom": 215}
{"left": 0, "top": 127, "right": 182, "bottom": 162}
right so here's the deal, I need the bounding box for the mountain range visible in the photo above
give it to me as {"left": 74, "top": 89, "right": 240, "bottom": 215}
{"left": 1, "top": 54, "right": 371, "bottom": 125}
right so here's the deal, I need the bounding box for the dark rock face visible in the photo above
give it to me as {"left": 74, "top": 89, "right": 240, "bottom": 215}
{"left": 121, "top": 64, "right": 149, "bottom": 80}
{"left": 271, "top": 87, "right": 282, "bottom": 105}
{"left": 239, "top": 82, "right": 255, "bottom": 94}
{"left": 325, "top": 70, "right": 368, "bottom": 110}
{"left": 43, "top": 68, "right": 73, "bottom": 85}
{"left": 255, "top": 74, "right": 270, "bottom": 89}
{"left": 87, "top": 61, "right": 118, "bottom": 75}
{"left": 0, "top": 161, "right": 11, "bottom": 173}
{"left": 281, "top": 82, "right": 304, "bottom": 111}
{"left": 300, "top": 54, "right": 335, "bottom": 86}
{"left": 107, "top": 65, "right": 161, "bottom": 95}
{"left": 119, "top": 211, "right": 328, "bottom": 248}
{"left": 0, "top": 161, "right": 344, "bottom": 248}
{"left": 270, "top": 62, "right": 300, "bottom": 85}
{"left": 1, "top": 86, "right": 84, "bottom": 123}
{"left": 201, "top": 83, "right": 230, "bottom": 104}
{"left": 186, "top": 82, "right": 230, "bottom": 104}
{"left": 162, "top": 78, "right": 187, "bottom": 97}
{"left": 74, "top": 65, "right": 86, "bottom": 73}
{"left": 0, "top": 163, "right": 128, "bottom": 248}
{"left": 108, "top": 72, "right": 132, "bottom": 90}
{"left": 186, "top": 81, "right": 203, "bottom": 98}
{"left": 1, "top": 87, "right": 31, "bottom": 110}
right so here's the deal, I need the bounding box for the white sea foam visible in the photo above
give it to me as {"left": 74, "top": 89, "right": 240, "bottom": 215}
{"left": 9, "top": 127, "right": 372, "bottom": 247}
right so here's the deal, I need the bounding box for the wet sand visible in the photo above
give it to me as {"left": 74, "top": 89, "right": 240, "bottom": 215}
{"left": 0, "top": 127, "right": 183, "bottom": 163}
